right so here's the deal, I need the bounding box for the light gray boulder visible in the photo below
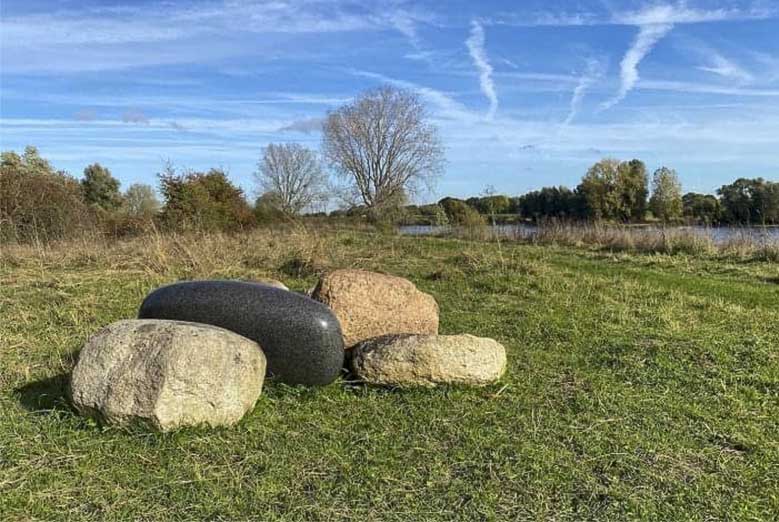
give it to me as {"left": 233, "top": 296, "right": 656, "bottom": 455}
{"left": 70, "top": 319, "right": 266, "bottom": 431}
{"left": 351, "top": 334, "right": 507, "bottom": 387}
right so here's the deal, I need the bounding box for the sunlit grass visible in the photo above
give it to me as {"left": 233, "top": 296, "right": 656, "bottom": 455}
{"left": 2, "top": 227, "right": 778, "bottom": 520}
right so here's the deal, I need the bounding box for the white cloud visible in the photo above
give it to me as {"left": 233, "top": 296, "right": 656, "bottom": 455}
{"left": 752, "top": 51, "right": 779, "bottom": 84}
{"left": 638, "top": 79, "right": 779, "bottom": 97}
{"left": 496, "top": 2, "right": 775, "bottom": 112}
{"left": 602, "top": 20, "right": 674, "bottom": 110}
{"left": 698, "top": 53, "right": 754, "bottom": 83}
{"left": 0, "top": 1, "right": 433, "bottom": 73}
{"left": 495, "top": 3, "right": 776, "bottom": 27}
{"left": 466, "top": 20, "right": 498, "bottom": 120}
{"left": 351, "top": 69, "right": 475, "bottom": 122}
{"left": 563, "top": 58, "right": 603, "bottom": 126}
{"left": 678, "top": 36, "right": 755, "bottom": 84}
{"left": 74, "top": 109, "right": 97, "bottom": 122}
{"left": 122, "top": 109, "right": 149, "bottom": 125}
{"left": 612, "top": 4, "right": 769, "bottom": 25}
{"left": 278, "top": 117, "right": 325, "bottom": 134}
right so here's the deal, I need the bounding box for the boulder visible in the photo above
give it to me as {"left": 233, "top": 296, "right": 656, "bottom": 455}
{"left": 311, "top": 269, "right": 439, "bottom": 348}
{"left": 138, "top": 280, "right": 344, "bottom": 386}
{"left": 70, "top": 319, "right": 265, "bottom": 431}
{"left": 351, "top": 334, "right": 507, "bottom": 387}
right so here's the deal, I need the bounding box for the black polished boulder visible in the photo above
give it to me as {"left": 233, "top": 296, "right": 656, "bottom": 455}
{"left": 138, "top": 280, "right": 344, "bottom": 386}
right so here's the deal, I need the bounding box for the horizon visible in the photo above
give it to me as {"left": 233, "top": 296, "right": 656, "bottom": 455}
{"left": 2, "top": 0, "right": 778, "bottom": 203}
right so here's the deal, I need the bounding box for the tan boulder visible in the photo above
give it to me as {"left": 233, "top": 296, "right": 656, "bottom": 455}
{"left": 351, "top": 334, "right": 507, "bottom": 387}
{"left": 70, "top": 319, "right": 266, "bottom": 431}
{"left": 311, "top": 269, "right": 438, "bottom": 347}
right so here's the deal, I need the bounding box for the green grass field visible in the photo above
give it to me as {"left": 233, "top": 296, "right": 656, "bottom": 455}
{"left": 2, "top": 229, "right": 778, "bottom": 520}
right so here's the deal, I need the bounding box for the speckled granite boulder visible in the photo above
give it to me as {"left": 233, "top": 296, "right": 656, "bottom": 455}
{"left": 311, "top": 269, "right": 439, "bottom": 348}
{"left": 138, "top": 280, "right": 344, "bottom": 386}
{"left": 251, "top": 278, "right": 288, "bottom": 290}
{"left": 351, "top": 334, "right": 507, "bottom": 387}
{"left": 70, "top": 319, "right": 266, "bottom": 431}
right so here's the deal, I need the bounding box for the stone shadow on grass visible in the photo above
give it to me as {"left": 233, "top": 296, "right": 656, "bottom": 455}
{"left": 14, "top": 372, "right": 75, "bottom": 414}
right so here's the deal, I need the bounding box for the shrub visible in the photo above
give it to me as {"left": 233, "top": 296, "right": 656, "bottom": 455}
{"left": 439, "top": 197, "right": 486, "bottom": 226}
{"left": 254, "top": 192, "right": 287, "bottom": 224}
{"left": 158, "top": 166, "right": 255, "bottom": 232}
{"left": 123, "top": 183, "right": 160, "bottom": 219}
{"left": 82, "top": 163, "right": 123, "bottom": 211}
{"left": 1, "top": 147, "right": 94, "bottom": 242}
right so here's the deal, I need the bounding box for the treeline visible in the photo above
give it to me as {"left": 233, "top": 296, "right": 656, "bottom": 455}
{"left": 1, "top": 147, "right": 257, "bottom": 242}
{"left": 2, "top": 147, "right": 778, "bottom": 243}
{"left": 402, "top": 159, "right": 778, "bottom": 227}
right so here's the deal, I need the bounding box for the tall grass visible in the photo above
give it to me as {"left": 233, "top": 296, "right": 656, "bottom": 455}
{"left": 4, "top": 221, "right": 779, "bottom": 273}
{"left": 0, "top": 223, "right": 356, "bottom": 280}
{"left": 441, "top": 222, "right": 779, "bottom": 260}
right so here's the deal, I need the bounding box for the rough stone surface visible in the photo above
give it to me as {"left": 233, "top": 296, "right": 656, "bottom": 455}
{"left": 351, "top": 334, "right": 507, "bottom": 387}
{"left": 70, "top": 319, "right": 266, "bottom": 431}
{"left": 311, "top": 269, "right": 439, "bottom": 348}
{"left": 138, "top": 280, "right": 344, "bottom": 385}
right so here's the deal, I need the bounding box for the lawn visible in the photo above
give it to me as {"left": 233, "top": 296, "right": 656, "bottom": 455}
{"left": 1, "top": 228, "right": 778, "bottom": 520}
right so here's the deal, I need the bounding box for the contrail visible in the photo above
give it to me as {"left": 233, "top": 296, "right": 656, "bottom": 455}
{"left": 602, "top": 22, "right": 673, "bottom": 110}
{"left": 564, "top": 59, "right": 602, "bottom": 126}
{"left": 466, "top": 20, "right": 498, "bottom": 120}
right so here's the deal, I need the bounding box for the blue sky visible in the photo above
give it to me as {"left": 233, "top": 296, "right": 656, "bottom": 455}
{"left": 1, "top": 0, "right": 778, "bottom": 203}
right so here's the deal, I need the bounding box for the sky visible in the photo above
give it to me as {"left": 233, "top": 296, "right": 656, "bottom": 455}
{"left": 1, "top": 0, "right": 778, "bottom": 203}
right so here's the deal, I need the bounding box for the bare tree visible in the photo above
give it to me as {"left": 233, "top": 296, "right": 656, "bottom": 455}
{"left": 255, "top": 143, "right": 329, "bottom": 215}
{"left": 322, "top": 85, "right": 444, "bottom": 210}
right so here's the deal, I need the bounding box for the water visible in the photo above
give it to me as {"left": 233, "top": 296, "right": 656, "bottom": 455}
{"left": 398, "top": 224, "right": 779, "bottom": 245}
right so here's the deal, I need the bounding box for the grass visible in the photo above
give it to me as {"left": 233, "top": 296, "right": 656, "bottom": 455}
{"left": 2, "top": 226, "right": 779, "bottom": 520}
{"left": 439, "top": 221, "right": 779, "bottom": 261}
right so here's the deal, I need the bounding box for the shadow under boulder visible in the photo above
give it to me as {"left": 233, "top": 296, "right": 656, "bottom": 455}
{"left": 14, "top": 372, "right": 73, "bottom": 414}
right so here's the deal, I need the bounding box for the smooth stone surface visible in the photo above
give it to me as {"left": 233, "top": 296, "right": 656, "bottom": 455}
{"left": 251, "top": 278, "right": 289, "bottom": 291}
{"left": 351, "top": 334, "right": 507, "bottom": 387}
{"left": 71, "top": 319, "right": 266, "bottom": 431}
{"left": 138, "top": 280, "right": 344, "bottom": 385}
{"left": 311, "top": 269, "right": 439, "bottom": 348}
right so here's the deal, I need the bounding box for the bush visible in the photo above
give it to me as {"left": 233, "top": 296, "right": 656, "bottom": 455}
{"left": 158, "top": 166, "right": 255, "bottom": 232}
{"left": 122, "top": 183, "right": 160, "bottom": 219}
{"left": 82, "top": 163, "right": 123, "bottom": 211}
{"left": 438, "top": 197, "right": 486, "bottom": 226}
{"left": 254, "top": 192, "right": 287, "bottom": 224}
{"left": 1, "top": 147, "right": 94, "bottom": 242}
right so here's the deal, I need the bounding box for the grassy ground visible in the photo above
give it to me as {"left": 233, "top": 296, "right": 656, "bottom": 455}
{"left": 1, "top": 228, "right": 778, "bottom": 521}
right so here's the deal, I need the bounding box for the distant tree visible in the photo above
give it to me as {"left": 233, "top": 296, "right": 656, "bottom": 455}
{"left": 254, "top": 192, "right": 287, "bottom": 224}
{"left": 81, "top": 163, "right": 123, "bottom": 210}
{"left": 753, "top": 180, "right": 779, "bottom": 224}
{"left": 508, "top": 196, "right": 522, "bottom": 214}
{"left": 1, "top": 146, "right": 92, "bottom": 241}
{"left": 418, "top": 204, "right": 449, "bottom": 226}
{"left": 123, "top": 183, "right": 160, "bottom": 218}
{"left": 322, "top": 85, "right": 444, "bottom": 212}
{"left": 578, "top": 158, "right": 622, "bottom": 220}
{"left": 438, "top": 197, "right": 485, "bottom": 226}
{"left": 466, "top": 185, "right": 511, "bottom": 223}
{"left": 717, "top": 178, "right": 779, "bottom": 225}
{"left": 682, "top": 193, "right": 720, "bottom": 225}
{"left": 158, "top": 165, "right": 254, "bottom": 231}
{"left": 576, "top": 158, "right": 648, "bottom": 221}
{"left": 649, "top": 167, "right": 683, "bottom": 222}
{"left": 615, "top": 159, "right": 648, "bottom": 221}
{"left": 255, "top": 143, "right": 329, "bottom": 215}
{"left": 517, "top": 186, "right": 585, "bottom": 220}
